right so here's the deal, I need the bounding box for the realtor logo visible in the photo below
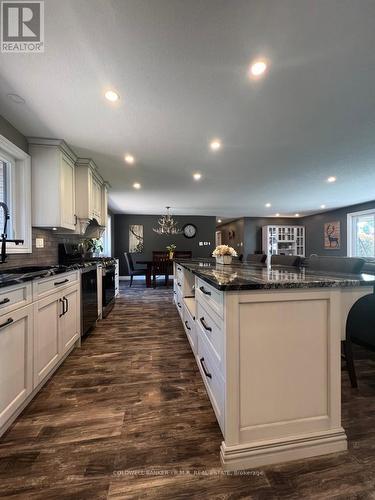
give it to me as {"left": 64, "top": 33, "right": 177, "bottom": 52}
{"left": 1, "top": 1, "right": 44, "bottom": 52}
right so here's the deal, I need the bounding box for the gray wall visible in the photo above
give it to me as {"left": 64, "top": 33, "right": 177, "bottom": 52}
{"left": 217, "top": 218, "right": 245, "bottom": 256}
{"left": 114, "top": 214, "right": 216, "bottom": 274}
{"left": 0, "top": 115, "right": 28, "bottom": 153}
{"left": 302, "top": 200, "right": 375, "bottom": 257}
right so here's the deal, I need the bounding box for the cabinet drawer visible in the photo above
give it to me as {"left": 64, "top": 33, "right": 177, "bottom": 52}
{"left": 197, "top": 331, "right": 225, "bottom": 433}
{"left": 0, "top": 283, "right": 32, "bottom": 315}
{"left": 175, "top": 290, "right": 183, "bottom": 318}
{"left": 183, "top": 303, "right": 197, "bottom": 355}
{"left": 196, "top": 278, "right": 223, "bottom": 318}
{"left": 196, "top": 301, "right": 224, "bottom": 373}
{"left": 33, "top": 271, "right": 79, "bottom": 300}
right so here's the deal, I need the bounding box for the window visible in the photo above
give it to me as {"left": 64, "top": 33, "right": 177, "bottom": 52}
{"left": 0, "top": 135, "right": 31, "bottom": 253}
{"left": 347, "top": 209, "right": 375, "bottom": 258}
{"left": 102, "top": 214, "right": 112, "bottom": 257}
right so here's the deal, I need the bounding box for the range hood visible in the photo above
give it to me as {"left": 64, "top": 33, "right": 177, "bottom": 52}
{"left": 83, "top": 218, "right": 106, "bottom": 239}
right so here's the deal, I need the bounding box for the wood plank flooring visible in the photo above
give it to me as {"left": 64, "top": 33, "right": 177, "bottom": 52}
{"left": 1, "top": 282, "right": 375, "bottom": 498}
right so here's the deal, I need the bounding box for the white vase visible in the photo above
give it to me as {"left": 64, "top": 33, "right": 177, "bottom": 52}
{"left": 216, "top": 255, "right": 232, "bottom": 265}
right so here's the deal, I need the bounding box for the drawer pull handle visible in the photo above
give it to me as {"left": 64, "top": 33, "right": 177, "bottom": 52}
{"left": 177, "top": 282, "right": 182, "bottom": 287}
{"left": 199, "top": 286, "right": 211, "bottom": 296}
{"left": 177, "top": 302, "right": 182, "bottom": 309}
{"left": 177, "top": 267, "right": 182, "bottom": 271}
{"left": 200, "top": 357, "right": 212, "bottom": 379}
{"left": 54, "top": 279, "right": 69, "bottom": 286}
{"left": 0, "top": 318, "right": 13, "bottom": 329}
{"left": 0, "top": 298, "right": 10, "bottom": 306}
{"left": 184, "top": 320, "right": 191, "bottom": 331}
{"left": 200, "top": 317, "right": 212, "bottom": 332}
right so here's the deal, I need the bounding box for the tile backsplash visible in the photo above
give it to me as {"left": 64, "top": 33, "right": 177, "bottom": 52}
{"left": 2, "top": 228, "right": 81, "bottom": 270}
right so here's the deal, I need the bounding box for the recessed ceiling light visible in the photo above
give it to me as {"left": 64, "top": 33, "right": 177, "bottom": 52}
{"left": 7, "top": 93, "right": 25, "bottom": 104}
{"left": 105, "top": 90, "right": 119, "bottom": 102}
{"left": 52, "top": 227, "right": 57, "bottom": 231}
{"left": 125, "top": 154, "right": 135, "bottom": 165}
{"left": 327, "top": 176, "right": 336, "bottom": 183}
{"left": 320, "top": 204, "right": 326, "bottom": 209}
{"left": 210, "top": 139, "right": 222, "bottom": 151}
{"left": 295, "top": 213, "right": 300, "bottom": 217}
{"left": 133, "top": 182, "right": 141, "bottom": 189}
{"left": 265, "top": 203, "right": 271, "bottom": 208}
{"left": 249, "top": 60, "right": 267, "bottom": 77}
{"left": 193, "top": 172, "right": 202, "bottom": 181}
{"left": 275, "top": 213, "right": 280, "bottom": 217}
{"left": 217, "top": 219, "right": 222, "bottom": 223}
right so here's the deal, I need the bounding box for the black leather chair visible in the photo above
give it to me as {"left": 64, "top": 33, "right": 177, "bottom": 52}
{"left": 306, "top": 255, "right": 366, "bottom": 388}
{"left": 271, "top": 255, "right": 302, "bottom": 267}
{"left": 307, "top": 255, "right": 365, "bottom": 274}
{"left": 124, "top": 252, "right": 147, "bottom": 287}
{"left": 152, "top": 252, "right": 172, "bottom": 287}
{"left": 247, "top": 253, "right": 267, "bottom": 264}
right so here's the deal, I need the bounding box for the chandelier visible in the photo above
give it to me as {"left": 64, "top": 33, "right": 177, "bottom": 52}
{"left": 153, "top": 206, "right": 181, "bottom": 235}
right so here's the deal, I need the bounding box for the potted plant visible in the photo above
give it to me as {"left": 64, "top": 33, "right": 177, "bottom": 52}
{"left": 166, "top": 244, "right": 176, "bottom": 260}
{"left": 84, "top": 238, "right": 103, "bottom": 258}
{"left": 212, "top": 244, "right": 237, "bottom": 265}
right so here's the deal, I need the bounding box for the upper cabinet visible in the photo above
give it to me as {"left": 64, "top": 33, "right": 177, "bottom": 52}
{"left": 75, "top": 158, "right": 106, "bottom": 230}
{"left": 29, "top": 138, "right": 77, "bottom": 231}
{"left": 28, "top": 139, "right": 109, "bottom": 234}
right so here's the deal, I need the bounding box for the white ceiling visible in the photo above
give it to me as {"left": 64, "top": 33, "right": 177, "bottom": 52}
{"left": 1, "top": 0, "right": 375, "bottom": 217}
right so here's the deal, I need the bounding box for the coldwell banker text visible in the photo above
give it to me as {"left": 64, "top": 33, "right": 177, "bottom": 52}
{"left": 1, "top": 1, "right": 44, "bottom": 53}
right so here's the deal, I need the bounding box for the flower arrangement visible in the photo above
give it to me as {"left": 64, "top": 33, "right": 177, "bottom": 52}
{"left": 212, "top": 245, "right": 237, "bottom": 265}
{"left": 166, "top": 244, "right": 176, "bottom": 259}
{"left": 212, "top": 245, "right": 237, "bottom": 257}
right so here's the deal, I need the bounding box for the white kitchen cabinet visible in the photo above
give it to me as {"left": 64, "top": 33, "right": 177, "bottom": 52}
{"left": 75, "top": 158, "right": 107, "bottom": 231}
{"left": 33, "top": 292, "right": 61, "bottom": 387}
{"left": 60, "top": 285, "right": 80, "bottom": 355}
{"left": 0, "top": 304, "right": 33, "bottom": 429}
{"left": 29, "top": 138, "right": 77, "bottom": 231}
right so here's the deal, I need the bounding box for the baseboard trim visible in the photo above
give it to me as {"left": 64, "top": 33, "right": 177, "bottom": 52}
{"left": 220, "top": 428, "right": 347, "bottom": 470}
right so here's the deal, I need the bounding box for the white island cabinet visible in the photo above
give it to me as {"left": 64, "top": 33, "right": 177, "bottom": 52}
{"left": 173, "top": 260, "right": 375, "bottom": 470}
{"left": 0, "top": 271, "right": 81, "bottom": 438}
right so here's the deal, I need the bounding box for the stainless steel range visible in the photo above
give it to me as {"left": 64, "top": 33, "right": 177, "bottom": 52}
{"left": 58, "top": 243, "right": 117, "bottom": 332}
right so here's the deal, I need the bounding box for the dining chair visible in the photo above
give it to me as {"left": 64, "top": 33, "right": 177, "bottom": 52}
{"left": 271, "top": 254, "right": 302, "bottom": 267}
{"left": 306, "top": 255, "right": 366, "bottom": 388}
{"left": 174, "top": 251, "right": 192, "bottom": 259}
{"left": 152, "top": 253, "right": 172, "bottom": 287}
{"left": 247, "top": 253, "right": 267, "bottom": 264}
{"left": 124, "top": 252, "right": 147, "bottom": 287}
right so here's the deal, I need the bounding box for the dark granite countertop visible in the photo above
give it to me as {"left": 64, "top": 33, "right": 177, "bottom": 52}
{"left": 175, "top": 258, "right": 375, "bottom": 291}
{"left": 0, "top": 265, "right": 80, "bottom": 289}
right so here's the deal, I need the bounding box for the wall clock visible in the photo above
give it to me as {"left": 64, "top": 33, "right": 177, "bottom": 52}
{"left": 182, "top": 223, "right": 197, "bottom": 238}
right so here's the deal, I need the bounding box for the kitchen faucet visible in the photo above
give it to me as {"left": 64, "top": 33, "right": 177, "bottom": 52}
{"left": 0, "top": 202, "right": 24, "bottom": 263}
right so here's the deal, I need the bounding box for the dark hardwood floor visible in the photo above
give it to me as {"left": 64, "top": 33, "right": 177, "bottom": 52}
{"left": 1, "top": 281, "right": 375, "bottom": 499}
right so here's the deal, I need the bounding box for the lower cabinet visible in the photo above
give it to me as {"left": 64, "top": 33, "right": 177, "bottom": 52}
{"left": 0, "top": 304, "right": 33, "bottom": 429}
{"left": 60, "top": 285, "right": 80, "bottom": 355}
{"left": 34, "top": 284, "right": 80, "bottom": 387}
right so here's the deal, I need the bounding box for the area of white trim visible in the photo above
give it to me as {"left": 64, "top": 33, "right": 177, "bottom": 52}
{"left": 0, "top": 135, "right": 32, "bottom": 254}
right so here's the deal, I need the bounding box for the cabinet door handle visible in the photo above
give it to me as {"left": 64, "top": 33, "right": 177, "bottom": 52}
{"left": 64, "top": 297, "right": 69, "bottom": 314}
{"left": 184, "top": 320, "right": 191, "bottom": 331}
{"left": 177, "top": 302, "right": 182, "bottom": 309}
{"left": 0, "top": 318, "right": 13, "bottom": 330}
{"left": 59, "top": 298, "right": 65, "bottom": 317}
{"left": 200, "top": 357, "right": 212, "bottom": 379}
{"left": 54, "top": 279, "right": 69, "bottom": 286}
{"left": 177, "top": 267, "right": 182, "bottom": 271}
{"left": 199, "top": 286, "right": 211, "bottom": 296}
{"left": 177, "top": 282, "right": 182, "bottom": 287}
{"left": 0, "top": 298, "right": 10, "bottom": 306}
{"left": 200, "top": 317, "right": 212, "bottom": 332}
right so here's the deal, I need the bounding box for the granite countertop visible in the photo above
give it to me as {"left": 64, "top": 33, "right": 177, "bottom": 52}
{"left": 175, "top": 258, "right": 375, "bottom": 291}
{"left": 0, "top": 265, "right": 79, "bottom": 289}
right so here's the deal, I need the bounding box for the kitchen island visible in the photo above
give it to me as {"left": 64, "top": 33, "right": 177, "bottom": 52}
{"left": 173, "top": 258, "right": 375, "bottom": 470}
